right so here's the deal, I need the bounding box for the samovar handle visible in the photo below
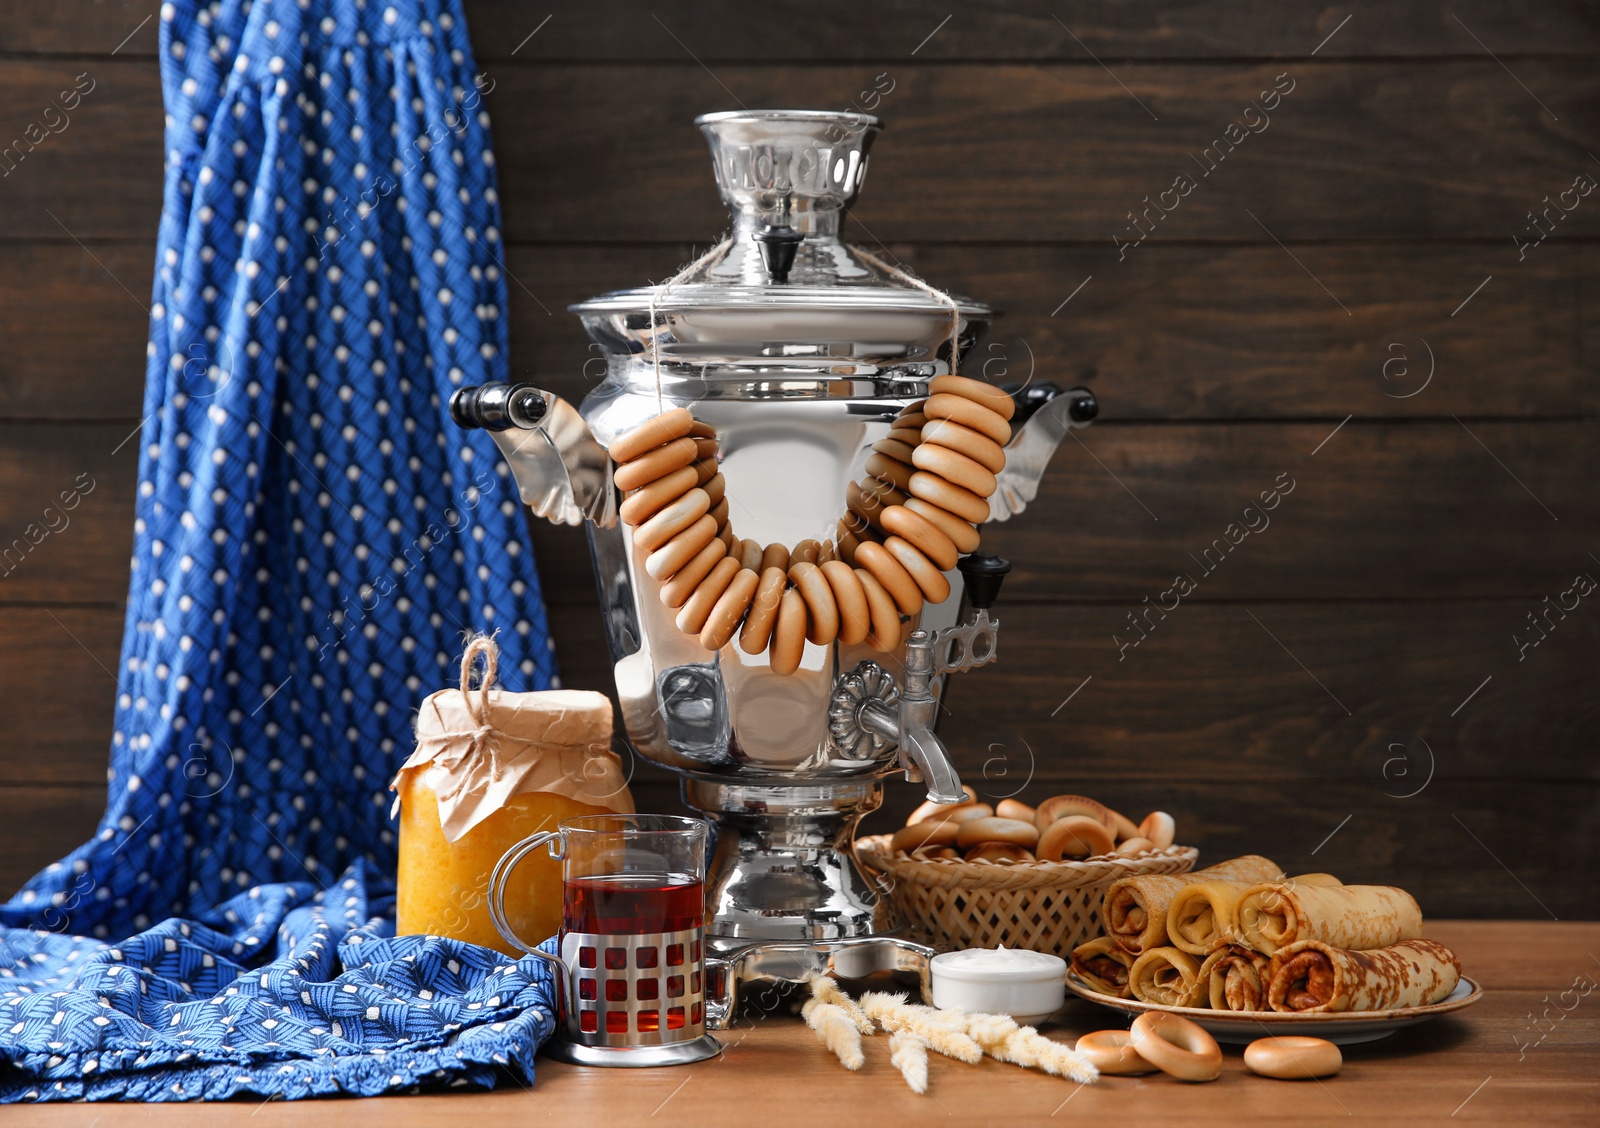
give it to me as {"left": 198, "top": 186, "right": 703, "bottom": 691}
{"left": 987, "top": 383, "right": 1098, "bottom": 522}
{"left": 451, "top": 382, "right": 617, "bottom": 528}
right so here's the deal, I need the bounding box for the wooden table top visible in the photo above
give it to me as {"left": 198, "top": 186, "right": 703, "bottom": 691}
{"left": 6, "top": 921, "right": 1597, "bottom": 1125}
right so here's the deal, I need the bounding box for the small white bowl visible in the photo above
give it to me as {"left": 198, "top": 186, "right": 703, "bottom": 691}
{"left": 929, "top": 948, "right": 1067, "bottom": 1024}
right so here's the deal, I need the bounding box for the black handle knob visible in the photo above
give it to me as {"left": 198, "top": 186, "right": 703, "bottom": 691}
{"left": 757, "top": 223, "right": 804, "bottom": 284}
{"left": 957, "top": 553, "right": 1010, "bottom": 611}
{"left": 449, "top": 382, "right": 547, "bottom": 431}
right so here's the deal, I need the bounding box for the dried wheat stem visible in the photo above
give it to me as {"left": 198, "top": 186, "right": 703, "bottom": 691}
{"left": 801, "top": 998, "right": 866, "bottom": 1070}
{"left": 858, "top": 992, "right": 983, "bottom": 1063}
{"left": 807, "top": 974, "right": 874, "bottom": 1034}
{"left": 966, "top": 1013, "right": 1098, "bottom": 1084}
{"left": 889, "top": 1030, "right": 931, "bottom": 1094}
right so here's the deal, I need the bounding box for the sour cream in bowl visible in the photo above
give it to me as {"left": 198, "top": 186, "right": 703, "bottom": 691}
{"left": 929, "top": 946, "right": 1067, "bottom": 1024}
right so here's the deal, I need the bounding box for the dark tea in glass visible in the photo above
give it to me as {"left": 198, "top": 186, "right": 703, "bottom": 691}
{"left": 563, "top": 873, "right": 704, "bottom": 935}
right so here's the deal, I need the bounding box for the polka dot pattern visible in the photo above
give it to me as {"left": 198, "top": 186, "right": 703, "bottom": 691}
{"left": 0, "top": 0, "right": 557, "bottom": 1100}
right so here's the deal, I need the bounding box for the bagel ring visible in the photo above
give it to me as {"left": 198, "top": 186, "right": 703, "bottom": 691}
{"left": 759, "top": 542, "right": 790, "bottom": 575}
{"left": 920, "top": 417, "right": 1007, "bottom": 474}
{"left": 1037, "top": 815, "right": 1116, "bottom": 860}
{"left": 890, "top": 819, "right": 962, "bottom": 853}
{"left": 820, "top": 559, "right": 871, "bottom": 645}
{"left": 619, "top": 463, "right": 699, "bottom": 526}
{"left": 880, "top": 504, "right": 959, "bottom": 572}
{"left": 739, "top": 566, "right": 788, "bottom": 654}
{"left": 883, "top": 535, "right": 952, "bottom": 604}
{"left": 675, "top": 555, "right": 741, "bottom": 636}
{"left": 658, "top": 537, "right": 727, "bottom": 609}
{"left": 854, "top": 567, "right": 903, "bottom": 652}
{"left": 955, "top": 816, "right": 1040, "bottom": 849}
{"left": 924, "top": 393, "right": 1012, "bottom": 446}
{"left": 735, "top": 537, "right": 763, "bottom": 572}
{"left": 644, "top": 513, "right": 719, "bottom": 581}
{"left": 1128, "top": 1012, "right": 1222, "bottom": 1082}
{"left": 872, "top": 438, "right": 918, "bottom": 465}
{"left": 1074, "top": 1029, "right": 1157, "bottom": 1076}
{"left": 929, "top": 374, "right": 1017, "bottom": 420}
{"left": 908, "top": 469, "right": 990, "bottom": 525}
{"left": 853, "top": 540, "right": 924, "bottom": 616}
{"left": 608, "top": 407, "right": 693, "bottom": 463}
{"left": 613, "top": 435, "right": 699, "bottom": 492}
{"left": 912, "top": 442, "right": 999, "bottom": 499}
{"left": 865, "top": 451, "right": 916, "bottom": 493}
{"left": 788, "top": 561, "right": 840, "bottom": 646}
{"left": 633, "top": 487, "right": 711, "bottom": 553}
{"left": 995, "top": 798, "right": 1037, "bottom": 823}
{"left": 790, "top": 538, "right": 822, "bottom": 567}
{"left": 1243, "top": 1036, "right": 1342, "bottom": 1080}
{"left": 769, "top": 587, "right": 808, "bottom": 676}
{"left": 699, "top": 567, "right": 759, "bottom": 651}
{"left": 1035, "top": 794, "right": 1111, "bottom": 831}
{"left": 903, "top": 497, "right": 981, "bottom": 554}
{"left": 1140, "top": 811, "right": 1177, "bottom": 849}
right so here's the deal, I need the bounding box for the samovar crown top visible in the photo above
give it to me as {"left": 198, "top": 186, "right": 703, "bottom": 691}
{"left": 569, "top": 110, "right": 991, "bottom": 333}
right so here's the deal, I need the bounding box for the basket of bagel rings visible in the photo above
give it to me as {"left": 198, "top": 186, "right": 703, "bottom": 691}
{"left": 854, "top": 790, "right": 1198, "bottom": 956}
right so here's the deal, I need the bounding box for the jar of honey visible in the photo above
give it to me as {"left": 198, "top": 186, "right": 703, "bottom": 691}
{"left": 391, "top": 637, "right": 633, "bottom": 954}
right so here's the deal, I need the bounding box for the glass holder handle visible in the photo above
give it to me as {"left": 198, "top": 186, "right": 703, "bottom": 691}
{"left": 488, "top": 831, "right": 571, "bottom": 1015}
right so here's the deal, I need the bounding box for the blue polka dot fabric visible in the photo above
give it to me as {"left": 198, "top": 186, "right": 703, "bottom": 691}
{"left": 0, "top": 0, "right": 560, "bottom": 1101}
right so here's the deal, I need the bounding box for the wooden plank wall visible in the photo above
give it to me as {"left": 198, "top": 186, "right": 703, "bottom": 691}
{"left": 0, "top": 2, "right": 1595, "bottom": 919}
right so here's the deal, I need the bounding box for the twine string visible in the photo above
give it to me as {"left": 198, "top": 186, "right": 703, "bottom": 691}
{"left": 848, "top": 245, "right": 963, "bottom": 375}
{"left": 451, "top": 633, "right": 502, "bottom": 776}
{"left": 648, "top": 238, "right": 736, "bottom": 413}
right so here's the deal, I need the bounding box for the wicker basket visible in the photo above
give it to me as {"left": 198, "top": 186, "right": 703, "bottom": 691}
{"left": 855, "top": 835, "right": 1199, "bottom": 957}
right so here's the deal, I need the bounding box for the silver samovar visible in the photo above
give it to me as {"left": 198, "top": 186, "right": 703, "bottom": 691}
{"left": 453, "top": 110, "right": 1096, "bottom": 954}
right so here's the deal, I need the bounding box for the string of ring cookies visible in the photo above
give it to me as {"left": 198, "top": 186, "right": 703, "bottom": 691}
{"left": 606, "top": 376, "right": 1015, "bottom": 674}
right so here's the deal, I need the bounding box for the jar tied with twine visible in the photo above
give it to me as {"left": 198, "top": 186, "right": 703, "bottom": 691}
{"left": 390, "top": 634, "right": 633, "bottom": 954}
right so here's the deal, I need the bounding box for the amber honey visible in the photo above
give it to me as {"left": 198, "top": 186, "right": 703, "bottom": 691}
{"left": 395, "top": 775, "right": 615, "bottom": 955}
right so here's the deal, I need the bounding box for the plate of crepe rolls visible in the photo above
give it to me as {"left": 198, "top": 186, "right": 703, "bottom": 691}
{"left": 1065, "top": 855, "right": 1480, "bottom": 1043}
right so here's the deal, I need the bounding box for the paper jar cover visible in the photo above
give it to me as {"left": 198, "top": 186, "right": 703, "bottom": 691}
{"left": 390, "top": 686, "right": 633, "bottom": 842}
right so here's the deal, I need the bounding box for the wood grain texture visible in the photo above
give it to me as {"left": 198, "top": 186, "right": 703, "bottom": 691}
{"left": 7, "top": 59, "right": 1600, "bottom": 242}
{"left": 927, "top": 600, "right": 1600, "bottom": 785}
{"left": 11, "top": 241, "right": 1595, "bottom": 423}
{"left": 6, "top": 1, "right": 1594, "bottom": 60}
{"left": 0, "top": 242, "right": 153, "bottom": 420}
{"left": 0, "top": 923, "right": 1595, "bottom": 1125}
{"left": 488, "top": 60, "right": 1600, "bottom": 243}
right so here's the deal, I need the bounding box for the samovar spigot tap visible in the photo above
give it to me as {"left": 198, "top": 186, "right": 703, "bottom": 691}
{"left": 840, "top": 554, "right": 1012, "bottom": 805}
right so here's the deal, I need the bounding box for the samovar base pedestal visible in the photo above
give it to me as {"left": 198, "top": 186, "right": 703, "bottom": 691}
{"left": 683, "top": 776, "right": 896, "bottom": 955}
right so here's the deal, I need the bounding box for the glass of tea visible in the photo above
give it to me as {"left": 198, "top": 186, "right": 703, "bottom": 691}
{"left": 488, "top": 813, "right": 723, "bottom": 1066}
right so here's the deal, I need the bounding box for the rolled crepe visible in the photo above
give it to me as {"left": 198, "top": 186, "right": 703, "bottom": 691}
{"left": 1237, "top": 881, "right": 1423, "bottom": 956}
{"left": 1103, "top": 854, "right": 1283, "bottom": 954}
{"left": 1166, "top": 872, "right": 1343, "bottom": 955}
{"left": 1128, "top": 946, "right": 1205, "bottom": 1008}
{"left": 1198, "top": 944, "right": 1272, "bottom": 1012}
{"left": 1266, "top": 938, "right": 1461, "bottom": 1013}
{"left": 1070, "top": 936, "right": 1136, "bottom": 998}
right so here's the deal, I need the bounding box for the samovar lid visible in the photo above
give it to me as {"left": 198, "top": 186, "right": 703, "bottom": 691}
{"left": 570, "top": 111, "right": 992, "bottom": 333}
